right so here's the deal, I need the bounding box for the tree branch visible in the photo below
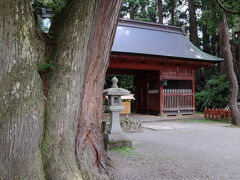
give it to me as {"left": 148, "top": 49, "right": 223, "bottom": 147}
{"left": 216, "top": 0, "right": 240, "bottom": 15}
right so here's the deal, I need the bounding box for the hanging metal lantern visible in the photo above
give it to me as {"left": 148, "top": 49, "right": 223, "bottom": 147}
{"left": 162, "top": 79, "right": 168, "bottom": 87}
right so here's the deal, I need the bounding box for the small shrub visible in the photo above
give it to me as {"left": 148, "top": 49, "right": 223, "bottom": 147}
{"left": 195, "top": 75, "right": 240, "bottom": 112}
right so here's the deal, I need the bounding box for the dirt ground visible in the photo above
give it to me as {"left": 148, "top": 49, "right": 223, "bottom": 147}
{"left": 108, "top": 115, "right": 240, "bottom": 180}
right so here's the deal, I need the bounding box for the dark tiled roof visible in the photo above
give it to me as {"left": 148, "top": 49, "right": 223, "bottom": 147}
{"left": 111, "top": 19, "right": 224, "bottom": 62}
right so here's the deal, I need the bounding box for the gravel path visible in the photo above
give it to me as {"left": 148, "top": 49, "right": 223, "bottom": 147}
{"left": 108, "top": 120, "right": 240, "bottom": 180}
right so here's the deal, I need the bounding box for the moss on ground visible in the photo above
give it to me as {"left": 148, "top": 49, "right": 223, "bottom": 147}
{"left": 109, "top": 147, "right": 136, "bottom": 156}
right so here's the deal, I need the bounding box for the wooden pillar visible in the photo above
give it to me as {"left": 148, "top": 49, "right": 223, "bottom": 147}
{"left": 146, "top": 72, "right": 149, "bottom": 113}
{"left": 207, "top": 108, "right": 210, "bottom": 119}
{"left": 159, "top": 70, "right": 164, "bottom": 115}
{"left": 215, "top": 108, "right": 218, "bottom": 121}
{"left": 135, "top": 74, "right": 139, "bottom": 113}
{"left": 192, "top": 69, "right": 195, "bottom": 113}
{"left": 204, "top": 107, "right": 207, "bottom": 119}
{"left": 223, "top": 109, "right": 226, "bottom": 121}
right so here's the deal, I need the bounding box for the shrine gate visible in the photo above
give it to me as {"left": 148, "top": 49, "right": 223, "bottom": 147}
{"left": 107, "top": 19, "right": 223, "bottom": 115}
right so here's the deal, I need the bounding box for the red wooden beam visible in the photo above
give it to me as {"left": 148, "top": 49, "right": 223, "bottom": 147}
{"left": 110, "top": 54, "right": 214, "bottom": 67}
{"left": 109, "top": 61, "right": 195, "bottom": 80}
{"left": 192, "top": 70, "right": 195, "bottom": 113}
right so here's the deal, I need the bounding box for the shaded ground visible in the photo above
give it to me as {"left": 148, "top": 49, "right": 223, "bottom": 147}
{"left": 103, "top": 113, "right": 205, "bottom": 123}
{"left": 108, "top": 115, "right": 240, "bottom": 180}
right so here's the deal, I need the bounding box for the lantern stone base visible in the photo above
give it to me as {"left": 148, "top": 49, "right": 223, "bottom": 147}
{"left": 103, "top": 133, "right": 132, "bottom": 150}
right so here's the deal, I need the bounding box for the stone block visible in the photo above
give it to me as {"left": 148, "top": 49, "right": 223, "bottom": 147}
{"left": 103, "top": 133, "right": 132, "bottom": 150}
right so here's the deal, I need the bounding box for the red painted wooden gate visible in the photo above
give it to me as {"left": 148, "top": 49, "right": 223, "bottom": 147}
{"left": 163, "top": 89, "right": 194, "bottom": 115}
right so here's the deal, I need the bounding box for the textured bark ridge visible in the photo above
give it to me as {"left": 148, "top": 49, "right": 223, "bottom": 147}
{"left": 0, "top": 0, "right": 45, "bottom": 179}
{"left": 42, "top": 2, "right": 94, "bottom": 179}
{"left": 43, "top": 0, "right": 122, "bottom": 179}
{"left": 188, "top": 0, "right": 198, "bottom": 46}
{"left": 75, "top": 1, "right": 123, "bottom": 179}
{"left": 218, "top": 15, "right": 240, "bottom": 126}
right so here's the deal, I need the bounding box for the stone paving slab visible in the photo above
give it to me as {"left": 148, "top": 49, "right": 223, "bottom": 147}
{"left": 142, "top": 122, "right": 188, "bottom": 131}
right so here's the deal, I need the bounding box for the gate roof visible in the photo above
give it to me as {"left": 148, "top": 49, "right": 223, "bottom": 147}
{"left": 112, "top": 19, "right": 223, "bottom": 62}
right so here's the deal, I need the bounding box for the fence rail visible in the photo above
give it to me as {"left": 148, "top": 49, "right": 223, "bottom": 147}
{"left": 204, "top": 107, "right": 231, "bottom": 121}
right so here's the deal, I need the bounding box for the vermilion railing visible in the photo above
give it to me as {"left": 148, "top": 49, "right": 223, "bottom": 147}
{"left": 204, "top": 107, "right": 231, "bottom": 121}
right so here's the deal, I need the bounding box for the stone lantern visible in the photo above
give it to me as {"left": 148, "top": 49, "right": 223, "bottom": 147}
{"left": 103, "top": 77, "right": 132, "bottom": 149}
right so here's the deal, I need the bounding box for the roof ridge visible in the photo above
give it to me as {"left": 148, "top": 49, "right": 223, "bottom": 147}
{"left": 118, "top": 18, "right": 186, "bottom": 35}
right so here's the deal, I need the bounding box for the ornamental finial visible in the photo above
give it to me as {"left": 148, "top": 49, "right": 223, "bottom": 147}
{"left": 111, "top": 77, "right": 118, "bottom": 88}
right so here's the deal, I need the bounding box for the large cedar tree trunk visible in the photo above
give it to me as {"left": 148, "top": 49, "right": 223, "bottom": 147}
{"left": 218, "top": 15, "right": 240, "bottom": 126}
{"left": 0, "top": 0, "right": 123, "bottom": 179}
{"left": 43, "top": 0, "right": 123, "bottom": 179}
{"left": 0, "top": 0, "right": 45, "bottom": 179}
{"left": 188, "top": 0, "right": 198, "bottom": 46}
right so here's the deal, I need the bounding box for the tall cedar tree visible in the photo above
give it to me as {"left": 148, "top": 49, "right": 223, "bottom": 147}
{"left": 0, "top": 0, "right": 123, "bottom": 179}
{"left": 170, "top": 0, "right": 175, "bottom": 25}
{"left": 158, "top": 0, "right": 163, "bottom": 24}
{"left": 188, "top": 0, "right": 198, "bottom": 46}
{"left": 218, "top": 15, "right": 240, "bottom": 125}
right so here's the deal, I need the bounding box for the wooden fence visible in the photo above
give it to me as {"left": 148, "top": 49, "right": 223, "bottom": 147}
{"left": 204, "top": 107, "right": 231, "bottom": 121}
{"left": 163, "top": 89, "right": 193, "bottom": 110}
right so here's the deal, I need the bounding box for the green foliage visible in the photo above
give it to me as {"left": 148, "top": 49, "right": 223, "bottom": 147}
{"left": 122, "top": 100, "right": 132, "bottom": 102}
{"left": 31, "top": 0, "right": 66, "bottom": 14}
{"left": 105, "top": 74, "right": 135, "bottom": 94}
{"left": 121, "top": 0, "right": 158, "bottom": 22}
{"left": 195, "top": 75, "right": 240, "bottom": 112}
{"left": 163, "top": 0, "right": 188, "bottom": 26}
{"left": 121, "top": 0, "right": 190, "bottom": 29}
{"left": 200, "top": 0, "right": 240, "bottom": 35}
{"left": 39, "top": 61, "right": 53, "bottom": 72}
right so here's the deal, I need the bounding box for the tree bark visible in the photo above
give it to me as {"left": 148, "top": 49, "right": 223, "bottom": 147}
{"left": 218, "top": 22, "right": 226, "bottom": 74}
{"left": 1, "top": 0, "right": 122, "bottom": 179}
{"left": 202, "top": 26, "right": 210, "bottom": 53}
{"left": 129, "top": 3, "right": 137, "bottom": 20}
{"left": 211, "top": 34, "right": 217, "bottom": 56}
{"left": 188, "top": 0, "right": 198, "bottom": 46}
{"left": 218, "top": 15, "right": 240, "bottom": 126}
{"left": 0, "top": 0, "right": 45, "bottom": 179}
{"left": 170, "top": 0, "right": 175, "bottom": 26}
{"left": 43, "top": 0, "right": 122, "bottom": 179}
{"left": 232, "top": 32, "right": 240, "bottom": 79}
{"left": 158, "top": 0, "right": 163, "bottom": 24}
